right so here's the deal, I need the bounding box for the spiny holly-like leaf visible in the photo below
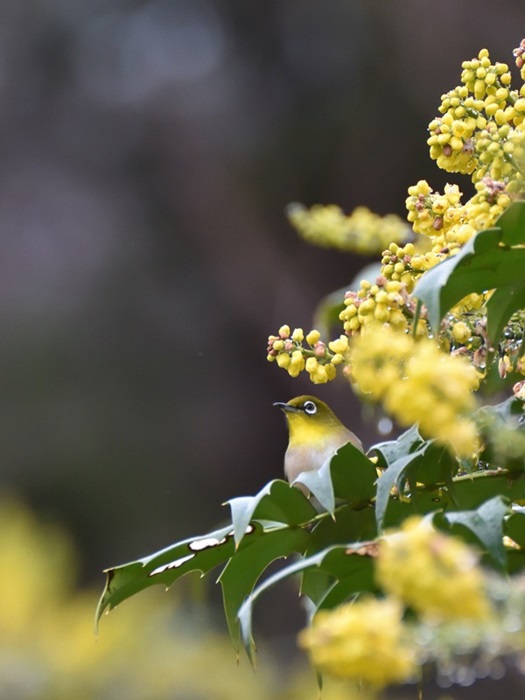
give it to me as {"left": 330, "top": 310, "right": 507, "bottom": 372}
{"left": 408, "top": 442, "right": 457, "bottom": 492}
{"left": 219, "top": 526, "right": 310, "bottom": 651}
{"left": 330, "top": 442, "right": 379, "bottom": 503}
{"left": 225, "top": 479, "right": 316, "bottom": 548}
{"left": 414, "top": 208, "right": 525, "bottom": 346}
{"left": 371, "top": 424, "right": 423, "bottom": 470}
{"left": 294, "top": 459, "right": 335, "bottom": 515}
{"left": 441, "top": 495, "right": 510, "bottom": 568}
{"left": 238, "top": 542, "right": 377, "bottom": 661}
{"left": 414, "top": 227, "right": 499, "bottom": 331}
{"left": 453, "top": 470, "right": 525, "bottom": 509}
{"left": 476, "top": 395, "right": 525, "bottom": 423}
{"left": 485, "top": 285, "right": 525, "bottom": 352}
{"left": 294, "top": 441, "right": 376, "bottom": 516}
{"left": 96, "top": 522, "right": 261, "bottom": 627}
{"left": 497, "top": 200, "right": 525, "bottom": 246}
{"left": 375, "top": 440, "right": 459, "bottom": 531}
{"left": 375, "top": 446, "right": 428, "bottom": 531}
{"left": 307, "top": 504, "right": 376, "bottom": 563}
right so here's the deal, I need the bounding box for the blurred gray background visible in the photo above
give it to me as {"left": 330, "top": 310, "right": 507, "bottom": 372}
{"left": 0, "top": 0, "right": 523, "bottom": 588}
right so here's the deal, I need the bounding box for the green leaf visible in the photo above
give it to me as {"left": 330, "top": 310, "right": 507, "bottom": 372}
{"left": 330, "top": 442, "right": 378, "bottom": 503}
{"left": 294, "top": 459, "right": 335, "bottom": 515}
{"left": 476, "top": 395, "right": 525, "bottom": 423}
{"left": 300, "top": 568, "right": 336, "bottom": 608}
{"left": 409, "top": 442, "right": 458, "bottom": 498}
{"left": 219, "top": 527, "right": 310, "bottom": 651}
{"left": 314, "top": 562, "right": 376, "bottom": 612}
{"left": 96, "top": 522, "right": 260, "bottom": 627}
{"left": 414, "top": 211, "right": 525, "bottom": 346}
{"left": 441, "top": 495, "right": 509, "bottom": 568}
{"left": 309, "top": 503, "right": 377, "bottom": 552}
{"left": 497, "top": 200, "right": 525, "bottom": 246}
{"left": 505, "top": 510, "right": 525, "bottom": 548}
{"left": 294, "top": 442, "right": 376, "bottom": 516}
{"left": 414, "top": 227, "right": 498, "bottom": 331}
{"left": 226, "top": 479, "right": 316, "bottom": 548}
{"left": 485, "top": 285, "right": 525, "bottom": 351}
{"left": 371, "top": 424, "right": 423, "bottom": 469}
{"left": 453, "top": 471, "right": 525, "bottom": 509}
{"left": 238, "top": 542, "right": 377, "bottom": 660}
{"left": 507, "top": 549, "right": 525, "bottom": 574}
{"left": 375, "top": 446, "right": 427, "bottom": 531}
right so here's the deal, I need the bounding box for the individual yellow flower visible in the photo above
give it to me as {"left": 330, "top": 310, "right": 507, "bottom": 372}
{"left": 306, "top": 329, "right": 321, "bottom": 345}
{"left": 291, "top": 328, "right": 304, "bottom": 343}
{"left": 298, "top": 598, "right": 417, "bottom": 688}
{"left": 376, "top": 517, "right": 492, "bottom": 621}
{"left": 328, "top": 335, "right": 349, "bottom": 355}
{"left": 288, "top": 350, "right": 305, "bottom": 378}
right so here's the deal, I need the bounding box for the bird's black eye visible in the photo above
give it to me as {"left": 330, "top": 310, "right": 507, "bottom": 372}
{"left": 303, "top": 401, "right": 317, "bottom": 415}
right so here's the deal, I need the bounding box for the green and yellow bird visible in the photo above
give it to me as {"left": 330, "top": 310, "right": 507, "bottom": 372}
{"left": 274, "top": 395, "right": 363, "bottom": 484}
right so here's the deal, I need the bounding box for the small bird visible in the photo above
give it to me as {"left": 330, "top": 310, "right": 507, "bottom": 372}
{"left": 274, "top": 395, "right": 363, "bottom": 485}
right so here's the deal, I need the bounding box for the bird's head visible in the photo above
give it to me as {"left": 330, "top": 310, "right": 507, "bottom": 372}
{"left": 273, "top": 395, "right": 344, "bottom": 442}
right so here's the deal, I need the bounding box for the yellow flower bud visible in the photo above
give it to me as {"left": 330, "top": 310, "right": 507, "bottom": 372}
{"left": 292, "top": 328, "right": 304, "bottom": 343}
{"left": 310, "top": 365, "right": 328, "bottom": 384}
{"left": 276, "top": 353, "right": 291, "bottom": 369}
{"left": 325, "top": 363, "right": 337, "bottom": 380}
{"left": 306, "top": 329, "right": 321, "bottom": 345}
{"left": 305, "top": 357, "right": 318, "bottom": 373}
{"left": 278, "top": 325, "right": 291, "bottom": 339}
{"left": 328, "top": 336, "right": 349, "bottom": 354}
{"left": 452, "top": 321, "right": 470, "bottom": 344}
{"left": 290, "top": 350, "right": 304, "bottom": 367}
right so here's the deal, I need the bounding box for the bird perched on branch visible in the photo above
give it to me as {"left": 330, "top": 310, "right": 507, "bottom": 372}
{"left": 274, "top": 395, "right": 363, "bottom": 485}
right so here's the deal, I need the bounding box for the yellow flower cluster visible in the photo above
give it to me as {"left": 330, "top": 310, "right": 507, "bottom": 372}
{"left": 287, "top": 203, "right": 409, "bottom": 255}
{"left": 465, "top": 176, "right": 513, "bottom": 229}
{"left": 376, "top": 517, "right": 492, "bottom": 621}
{"left": 406, "top": 177, "right": 512, "bottom": 255}
{"left": 266, "top": 325, "right": 348, "bottom": 383}
{"left": 406, "top": 180, "right": 464, "bottom": 239}
{"left": 427, "top": 48, "right": 525, "bottom": 188}
{"left": 267, "top": 45, "right": 524, "bottom": 387}
{"left": 341, "top": 276, "right": 412, "bottom": 336}
{"left": 298, "top": 598, "right": 416, "bottom": 688}
{"left": 350, "top": 326, "right": 480, "bottom": 456}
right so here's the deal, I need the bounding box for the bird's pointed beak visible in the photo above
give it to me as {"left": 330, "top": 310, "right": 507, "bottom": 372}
{"left": 273, "top": 401, "right": 301, "bottom": 413}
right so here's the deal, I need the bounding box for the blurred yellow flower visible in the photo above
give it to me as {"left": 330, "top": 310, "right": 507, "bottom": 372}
{"left": 0, "top": 496, "right": 358, "bottom": 700}
{"left": 376, "top": 517, "right": 492, "bottom": 622}
{"left": 350, "top": 326, "right": 480, "bottom": 456}
{"left": 298, "top": 598, "right": 417, "bottom": 688}
{"left": 287, "top": 203, "right": 409, "bottom": 255}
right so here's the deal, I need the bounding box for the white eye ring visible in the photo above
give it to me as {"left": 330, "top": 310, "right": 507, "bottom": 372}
{"left": 303, "top": 401, "right": 317, "bottom": 415}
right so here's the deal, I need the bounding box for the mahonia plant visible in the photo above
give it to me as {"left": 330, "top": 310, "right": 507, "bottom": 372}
{"left": 98, "top": 41, "right": 525, "bottom": 696}
{"left": 267, "top": 42, "right": 525, "bottom": 459}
